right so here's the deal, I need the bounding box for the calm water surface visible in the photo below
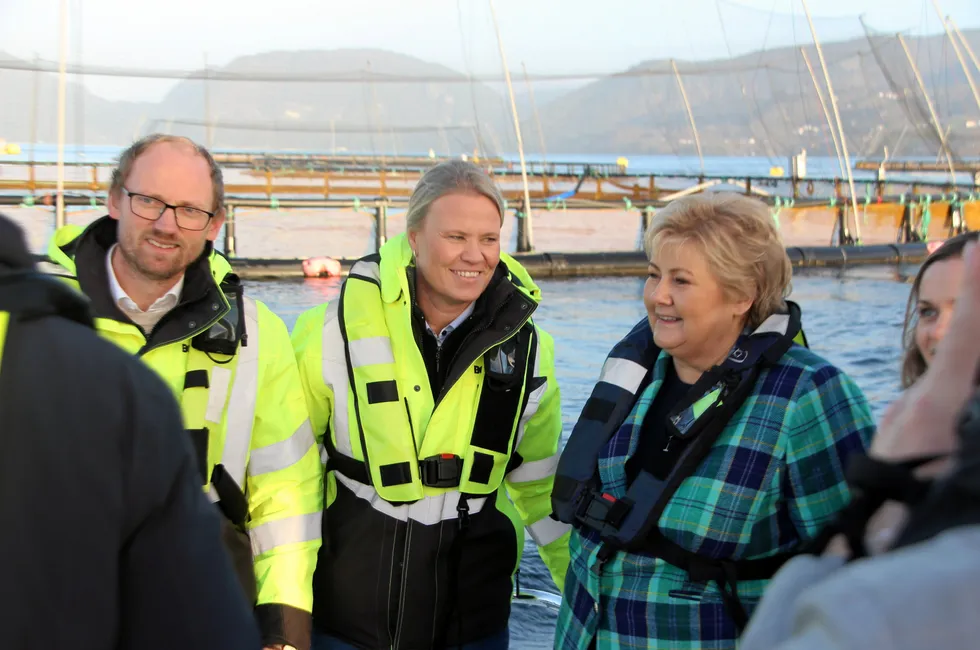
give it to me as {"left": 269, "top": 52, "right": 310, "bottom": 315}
{"left": 247, "top": 268, "right": 916, "bottom": 649}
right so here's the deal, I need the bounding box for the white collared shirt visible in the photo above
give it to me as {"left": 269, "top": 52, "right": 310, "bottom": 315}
{"left": 106, "top": 244, "right": 184, "bottom": 334}
{"left": 426, "top": 301, "right": 475, "bottom": 348}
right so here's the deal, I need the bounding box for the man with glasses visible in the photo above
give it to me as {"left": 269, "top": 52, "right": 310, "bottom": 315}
{"left": 42, "top": 134, "right": 323, "bottom": 650}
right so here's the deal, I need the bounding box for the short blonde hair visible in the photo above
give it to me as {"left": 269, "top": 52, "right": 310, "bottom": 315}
{"left": 645, "top": 193, "right": 792, "bottom": 329}
{"left": 406, "top": 160, "right": 505, "bottom": 232}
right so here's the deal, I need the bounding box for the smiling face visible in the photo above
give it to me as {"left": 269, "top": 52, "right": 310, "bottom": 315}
{"left": 408, "top": 191, "right": 501, "bottom": 319}
{"left": 644, "top": 240, "right": 753, "bottom": 379}
{"left": 914, "top": 255, "right": 965, "bottom": 367}
{"left": 107, "top": 140, "right": 224, "bottom": 284}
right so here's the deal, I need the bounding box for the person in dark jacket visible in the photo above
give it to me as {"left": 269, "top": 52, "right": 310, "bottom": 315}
{"left": 0, "top": 212, "right": 262, "bottom": 650}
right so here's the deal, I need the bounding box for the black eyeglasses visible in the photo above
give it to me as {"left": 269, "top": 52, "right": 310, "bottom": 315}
{"left": 123, "top": 188, "right": 215, "bottom": 232}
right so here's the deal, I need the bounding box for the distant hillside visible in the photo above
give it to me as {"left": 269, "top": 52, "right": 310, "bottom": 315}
{"left": 529, "top": 28, "right": 980, "bottom": 158}
{"left": 2, "top": 29, "right": 979, "bottom": 158}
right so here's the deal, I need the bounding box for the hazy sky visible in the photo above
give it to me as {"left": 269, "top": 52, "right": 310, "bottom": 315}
{"left": 2, "top": 0, "right": 978, "bottom": 101}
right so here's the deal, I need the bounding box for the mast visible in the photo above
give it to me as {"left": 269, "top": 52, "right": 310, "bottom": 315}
{"left": 521, "top": 61, "right": 548, "bottom": 167}
{"left": 936, "top": 9, "right": 980, "bottom": 115}
{"left": 947, "top": 16, "right": 980, "bottom": 77}
{"left": 801, "top": 0, "right": 860, "bottom": 243}
{"left": 897, "top": 32, "right": 957, "bottom": 180}
{"left": 800, "top": 47, "right": 846, "bottom": 179}
{"left": 204, "top": 52, "right": 214, "bottom": 148}
{"left": 671, "top": 59, "right": 704, "bottom": 174}
{"left": 488, "top": 0, "right": 534, "bottom": 252}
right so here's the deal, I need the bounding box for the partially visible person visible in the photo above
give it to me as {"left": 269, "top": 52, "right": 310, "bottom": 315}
{"left": 0, "top": 213, "right": 262, "bottom": 650}
{"left": 739, "top": 239, "right": 980, "bottom": 650}
{"left": 292, "top": 160, "right": 569, "bottom": 650}
{"left": 551, "top": 193, "right": 876, "bottom": 650}
{"left": 42, "top": 134, "right": 322, "bottom": 650}
{"left": 900, "top": 230, "right": 979, "bottom": 388}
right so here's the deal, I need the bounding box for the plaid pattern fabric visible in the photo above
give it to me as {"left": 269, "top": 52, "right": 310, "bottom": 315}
{"left": 555, "top": 345, "right": 876, "bottom": 650}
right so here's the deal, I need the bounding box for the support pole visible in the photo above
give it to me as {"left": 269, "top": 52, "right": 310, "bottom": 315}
{"left": 224, "top": 205, "right": 237, "bottom": 258}
{"left": 947, "top": 16, "right": 980, "bottom": 79}
{"left": 489, "top": 0, "right": 534, "bottom": 252}
{"left": 522, "top": 62, "right": 548, "bottom": 167}
{"left": 932, "top": 3, "right": 980, "bottom": 117}
{"left": 671, "top": 59, "right": 704, "bottom": 174}
{"left": 800, "top": 48, "right": 846, "bottom": 182}
{"left": 802, "top": 0, "right": 861, "bottom": 244}
{"left": 897, "top": 33, "right": 957, "bottom": 181}
{"left": 55, "top": 0, "right": 68, "bottom": 230}
{"left": 204, "top": 52, "right": 214, "bottom": 148}
{"left": 375, "top": 203, "right": 388, "bottom": 252}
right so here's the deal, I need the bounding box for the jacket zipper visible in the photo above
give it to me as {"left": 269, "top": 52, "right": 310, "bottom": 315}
{"left": 433, "top": 302, "right": 535, "bottom": 409}
{"left": 386, "top": 297, "right": 535, "bottom": 647}
{"left": 135, "top": 300, "right": 227, "bottom": 357}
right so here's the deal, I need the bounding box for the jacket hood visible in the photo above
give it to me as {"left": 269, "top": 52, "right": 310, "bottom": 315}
{"left": 376, "top": 232, "right": 542, "bottom": 305}
{"left": 0, "top": 214, "right": 38, "bottom": 272}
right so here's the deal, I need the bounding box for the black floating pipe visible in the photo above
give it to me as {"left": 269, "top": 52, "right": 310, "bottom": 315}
{"left": 224, "top": 243, "right": 933, "bottom": 280}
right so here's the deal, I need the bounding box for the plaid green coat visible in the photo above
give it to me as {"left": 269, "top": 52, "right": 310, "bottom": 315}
{"left": 554, "top": 345, "right": 876, "bottom": 650}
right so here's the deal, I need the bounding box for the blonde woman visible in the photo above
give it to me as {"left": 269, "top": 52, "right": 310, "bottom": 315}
{"left": 551, "top": 193, "right": 876, "bottom": 650}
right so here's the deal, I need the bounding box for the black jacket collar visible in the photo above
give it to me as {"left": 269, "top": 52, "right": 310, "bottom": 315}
{"left": 64, "top": 216, "right": 228, "bottom": 347}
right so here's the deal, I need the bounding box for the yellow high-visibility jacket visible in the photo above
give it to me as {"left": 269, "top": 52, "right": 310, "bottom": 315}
{"left": 46, "top": 216, "right": 323, "bottom": 648}
{"left": 291, "top": 233, "right": 570, "bottom": 649}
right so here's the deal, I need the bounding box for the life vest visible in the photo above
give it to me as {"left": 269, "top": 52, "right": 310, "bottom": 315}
{"left": 552, "top": 301, "right": 807, "bottom": 629}
{"left": 326, "top": 256, "right": 539, "bottom": 504}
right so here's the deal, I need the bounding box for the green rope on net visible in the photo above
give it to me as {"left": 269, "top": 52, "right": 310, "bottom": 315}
{"left": 829, "top": 196, "right": 838, "bottom": 208}
{"left": 352, "top": 197, "right": 361, "bottom": 213}
{"left": 920, "top": 204, "right": 932, "bottom": 240}
{"left": 90, "top": 197, "right": 98, "bottom": 208}
{"left": 899, "top": 194, "right": 906, "bottom": 205}
{"left": 270, "top": 197, "right": 280, "bottom": 211}
{"left": 502, "top": 199, "right": 509, "bottom": 213}
{"left": 623, "top": 197, "right": 633, "bottom": 212}
{"left": 21, "top": 195, "right": 35, "bottom": 208}
{"left": 770, "top": 197, "right": 782, "bottom": 229}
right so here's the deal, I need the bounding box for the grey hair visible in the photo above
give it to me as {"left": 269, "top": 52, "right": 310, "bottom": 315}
{"left": 405, "top": 159, "right": 505, "bottom": 232}
{"left": 109, "top": 133, "right": 225, "bottom": 213}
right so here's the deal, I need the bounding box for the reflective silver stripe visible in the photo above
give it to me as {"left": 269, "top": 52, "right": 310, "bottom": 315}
{"left": 349, "top": 336, "right": 395, "bottom": 368}
{"left": 36, "top": 260, "right": 75, "bottom": 278}
{"left": 514, "top": 333, "right": 545, "bottom": 449}
{"left": 250, "top": 511, "right": 323, "bottom": 557}
{"left": 321, "top": 302, "right": 353, "bottom": 458}
{"left": 599, "top": 357, "right": 647, "bottom": 393}
{"left": 349, "top": 260, "right": 381, "bottom": 283}
{"left": 334, "top": 472, "right": 487, "bottom": 526}
{"left": 248, "top": 419, "right": 316, "bottom": 476}
{"left": 752, "top": 313, "right": 790, "bottom": 336}
{"left": 205, "top": 366, "right": 232, "bottom": 423}
{"left": 220, "top": 296, "right": 261, "bottom": 488}
{"left": 527, "top": 516, "right": 571, "bottom": 546}
{"left": 506, "top": 452, "right": 559, "bottom": 484}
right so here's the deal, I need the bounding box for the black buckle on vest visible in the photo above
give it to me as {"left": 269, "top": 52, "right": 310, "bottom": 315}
{"left": 576, "top": 490, "right": 633, "bottom": 531}
{"left": 420, "top": 454, "right": 464, "bottom": 488}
